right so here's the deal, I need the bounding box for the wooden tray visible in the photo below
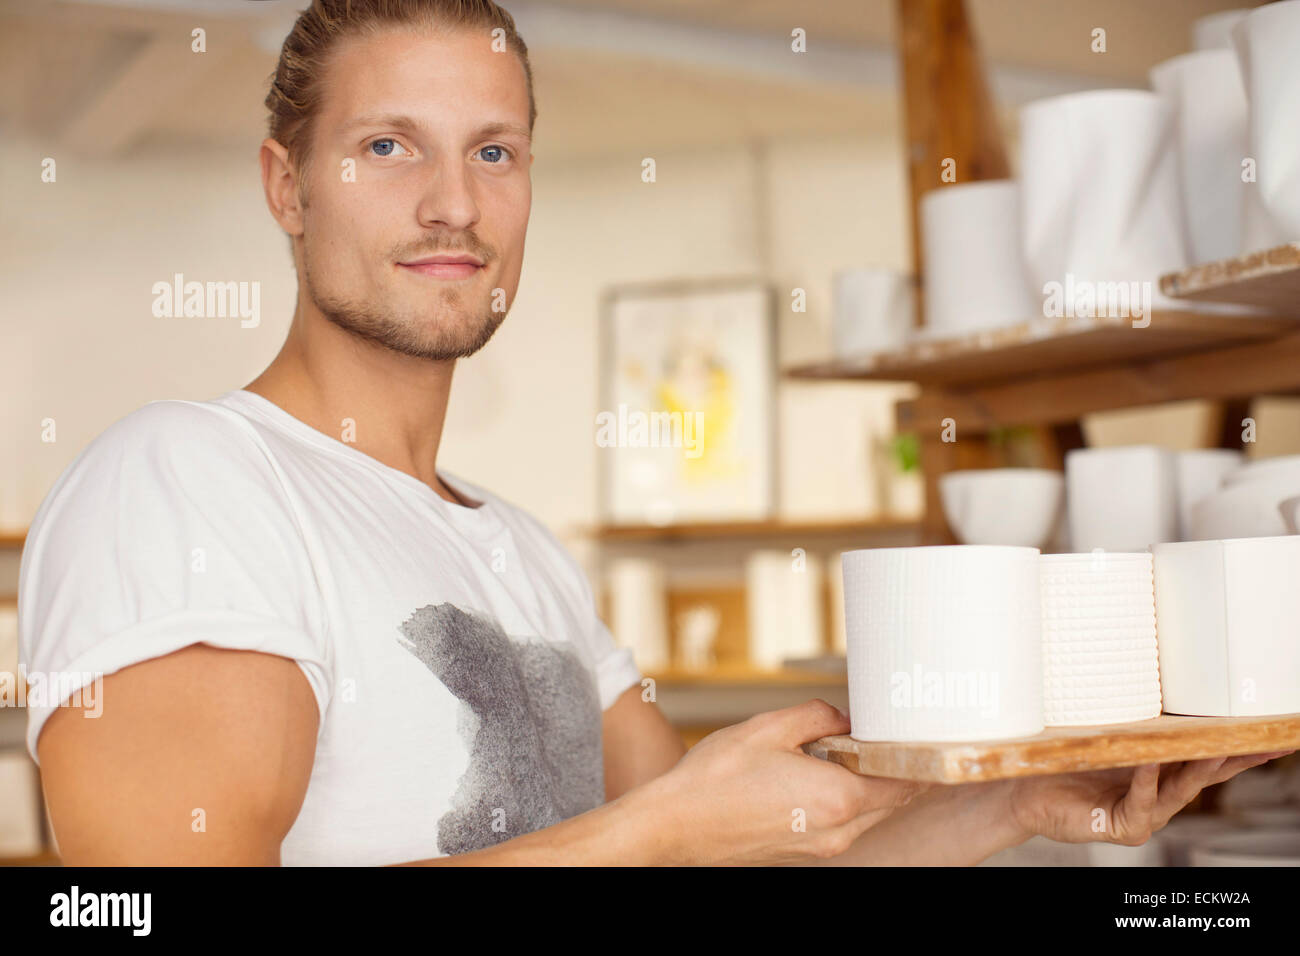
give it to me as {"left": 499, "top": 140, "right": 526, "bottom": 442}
{"left": 804, "top": 714, "right": 1300, "bottom": 783}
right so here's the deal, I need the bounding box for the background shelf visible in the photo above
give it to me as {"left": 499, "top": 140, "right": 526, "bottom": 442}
{"left": 1161, "top": 243, "right": 1300, "bottom": 315}
{"left": 786, "top": 310, "right": 1297, "bottom": 388}
{"left": 583, "top": 517, "right": 918, "bottom": 543}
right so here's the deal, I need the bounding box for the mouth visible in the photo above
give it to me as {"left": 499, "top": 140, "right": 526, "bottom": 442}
{"left": 397, "top": 254, "right": 485, "bottom": 280}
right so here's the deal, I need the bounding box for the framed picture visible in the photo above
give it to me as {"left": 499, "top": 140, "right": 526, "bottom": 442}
{"left": 598, "top": 277, "right": 776, "bottom": 525}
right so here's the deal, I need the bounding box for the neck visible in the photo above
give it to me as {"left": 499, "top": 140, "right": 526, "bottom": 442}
{"left": 244, "top": 302, "right": 459, "bottom": 504}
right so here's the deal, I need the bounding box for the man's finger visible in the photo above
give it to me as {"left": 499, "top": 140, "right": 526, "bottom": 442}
{"left": 755, "top": 698, "right": 851, "bottom": 749}
{"left": 1113, "top": 763, "right": 1159, "bottom": 839}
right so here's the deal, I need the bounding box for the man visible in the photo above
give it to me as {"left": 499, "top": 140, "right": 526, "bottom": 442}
{"left": 21, "top": 0, "right": 1287, "bottom": 865}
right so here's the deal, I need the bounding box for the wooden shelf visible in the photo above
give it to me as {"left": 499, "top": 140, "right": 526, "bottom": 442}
{"left": 583, "top": 517, "right": 918, "bottom": 543}
{"left": 0, "top": 851, "right": 59, "bottom": 867}
{"left": 0, "top": 531, "right": 26, "bottom": 549}
{"left": 807, "top": 712, "right": 1300, "bottom": 784}
{"left": 786, "top": 310, "right": 1297, "bottom": 388}
{"left": 646, "top": 664, "right": 846, "bottom": 686}
{"left": 1161, "top": 243, "right": 1300, "bottom": 315}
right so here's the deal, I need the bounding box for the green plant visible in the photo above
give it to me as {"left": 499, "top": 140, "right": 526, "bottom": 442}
{"left": 890, "top": 433, "right": 920, "bottom": 473}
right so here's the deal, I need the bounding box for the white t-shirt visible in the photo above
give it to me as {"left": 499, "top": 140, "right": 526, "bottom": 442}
{"left": 18, "top": 388, "right": 642, "bottom": 865}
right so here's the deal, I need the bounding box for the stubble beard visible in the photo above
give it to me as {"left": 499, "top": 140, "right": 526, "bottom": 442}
{"left": 303, "top": 248, "right": 506, "bottom": 362}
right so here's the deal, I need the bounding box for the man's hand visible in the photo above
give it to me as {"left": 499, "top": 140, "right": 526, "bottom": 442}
{"left": 1006, "top": 751, "right": 1297, "bottom": 846}
{"left": 628, "top": 699, "right": 928, "bottom": 865}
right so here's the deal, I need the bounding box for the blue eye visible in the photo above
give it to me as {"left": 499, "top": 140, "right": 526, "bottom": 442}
{"left": 369, "top": 138, "right": 405, "bottom": 157}
{"left": 479, "top": 145, "right": 509, "bottom": 163}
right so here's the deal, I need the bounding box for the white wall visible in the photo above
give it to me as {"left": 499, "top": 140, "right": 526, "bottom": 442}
{"left": 0, "top": 125, "right": 913, "bottom": 584}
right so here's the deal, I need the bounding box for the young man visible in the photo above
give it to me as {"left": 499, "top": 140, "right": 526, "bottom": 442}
{"left": 20, "top": 0, "right": 1286, "bottom": 866}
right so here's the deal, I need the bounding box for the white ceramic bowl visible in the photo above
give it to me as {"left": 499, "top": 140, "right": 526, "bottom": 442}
{"left": 939, "top": 469, "right": 1064, "bottom": 547}
{"left": 1188, "top": 475, "right": 1300, "bottom": 539}
{"left": 1223, "top": 454, "right": 1300, "bottom": 488}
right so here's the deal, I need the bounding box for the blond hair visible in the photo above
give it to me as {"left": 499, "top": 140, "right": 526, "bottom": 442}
{"left": 264, "top": 0, "right": 536, "bottom": 194}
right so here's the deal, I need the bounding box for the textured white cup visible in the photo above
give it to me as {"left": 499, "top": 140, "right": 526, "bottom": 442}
{"left": 1066, "top": 446, "right": 1178, "bottom": 552}
{"left": 920, "top": 180, "right": 1038, "bottom": 336}
{"left": 1152, "top": 535, "right": 1300, "bottom": 716}
{"left": 939, "top": 468, "right": 1064, "bottom": 548}
{"left": 842, "top": 545, "right": 1043, "bottom": 742}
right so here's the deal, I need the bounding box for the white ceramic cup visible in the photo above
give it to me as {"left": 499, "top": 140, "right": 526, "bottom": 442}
{"left": 1279, "top": 495, "right": 1300, "bottom": 534}
{"left": 1150, "top": 50, "right": 1248, "bottom": 264}
{"left": 1193, "top": 9, "right": 1251, "bottom": 51}
{"left": 1019, "top": 90, "right": 1187, "bottom": 313}
{"left": 1232, "top": 1, "right": 1300, "bottom": 248}
{"left": 920, "top": 180, "right": 1038, "bottom": 336}
{"left": 1224, "top": 453, "right": 1300, "bottom": 488}
{"left": 1066, "top": 446, "right": 1178, "bottom": 552}
{"left": 842, "top": 545, "right": 1043, "bottom": 742}
{"left": 831, "top": 267, "right": 914, "bottom": 358}
{"left": 939, "top": 468, "right": 1064, "bottom": 548}
{"left": 1152, "top": 535, "right": 1300, "bottom": 716}
{"left": 1174, "top": 449, "right": 1244, "bottom": 539}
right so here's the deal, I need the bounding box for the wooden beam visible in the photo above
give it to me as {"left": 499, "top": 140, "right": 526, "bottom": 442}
{"left": 60, "top": 31, "right": 234, "bottom": 156}
{"left": 895, "top": 0, "right": 1010, "bottom": 329}
{"left": 897, "top": 330, "right": 1300, "bottom": 434}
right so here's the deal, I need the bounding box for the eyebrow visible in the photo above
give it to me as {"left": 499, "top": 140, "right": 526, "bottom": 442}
{"left": 337, "top": 113, "right": 531, "bottom": 143}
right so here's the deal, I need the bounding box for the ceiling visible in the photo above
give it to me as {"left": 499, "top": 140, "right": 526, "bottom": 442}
{"left": 0, "top": 0, "right": 1259, "bottom": 162}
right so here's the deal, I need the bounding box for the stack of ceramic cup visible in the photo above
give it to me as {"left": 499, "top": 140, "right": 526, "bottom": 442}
{"left": 1039, "top": 552, "right": 1162, "bottom": 726}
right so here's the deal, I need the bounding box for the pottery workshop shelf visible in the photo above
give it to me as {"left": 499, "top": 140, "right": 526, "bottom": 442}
{"left": 1160, "top": 242, "right": 1300, "bottom": 315}
{"left": 785, "top": 310, "right": 1297, "bottom": 389}
{"left": 806, "top": 713, "right": 1300, "bottom": 784}
{"left": 584, "top": 517, "right": 918, "bottom": 543}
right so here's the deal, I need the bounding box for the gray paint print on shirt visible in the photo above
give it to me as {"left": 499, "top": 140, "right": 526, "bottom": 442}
{"left": 397, "top": 602, "right": 605, "bottom": 856}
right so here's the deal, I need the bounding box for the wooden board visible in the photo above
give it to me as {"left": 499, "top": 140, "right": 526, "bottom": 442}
{"left": 785, "top": 311, "right": 1296, "bottom": 388}
{"left": 804, "top": 713, "right": 1300, "bottom": 783}
{"left": 1161, "top": 244, "right": 1300, "bottom": 315}
{"left": 895, "top": 327, "right": 1300, "bottom": 434}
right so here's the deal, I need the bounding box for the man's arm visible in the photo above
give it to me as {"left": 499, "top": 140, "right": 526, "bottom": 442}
{"left": 39, "top": 644, "right": 319, "bottom": 865}
{"left": 601, "top": 684, "right": 687, "bottom": 800}
{"left": 39, "top": 654, "right": 918, "bottom": 866}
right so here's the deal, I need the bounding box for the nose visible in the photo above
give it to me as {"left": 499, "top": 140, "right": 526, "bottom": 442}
{"left": 414, "top": 158, "right": 481, "bottom": 232}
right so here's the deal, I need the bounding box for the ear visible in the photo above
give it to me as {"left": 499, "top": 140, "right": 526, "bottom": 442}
{"left": 260, "top": 138, "right": 305, "bottom": 239}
